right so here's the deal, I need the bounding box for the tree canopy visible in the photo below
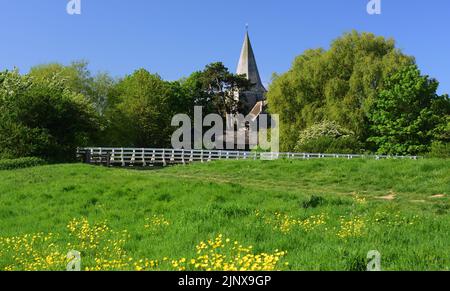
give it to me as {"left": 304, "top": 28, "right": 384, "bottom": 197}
{"left": 267, "top": 31, "right": 415, "bottom": 151}
{"left": 368, "top": 65, "right": 450, "bottom": 155}
{"left": 180, "top": 62, "right": 251, "bottom": 117}
{"left": 0, "top": 70, "right": 99, "bottom": 161}
{"left": 104, "top": 69, "right": 183, "bottom": 147}
{"left": 29, "top": 61, "right": 115, "bottom": 115}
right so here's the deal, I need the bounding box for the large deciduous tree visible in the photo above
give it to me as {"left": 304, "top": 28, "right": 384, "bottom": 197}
{"left": 267, "top": 31, "right": 414, "bottom": 151}
{"left": 368, "top": 65, "right": 450, "bottom": 155}
{"left": 29, "top": 61, "right": 116, "bottom": 115}
{"left": 0, "top": 70, "right": 100, "bottom": 161}
{"left": 182, "top": 62, "right": 250, "bottom": 117}
{"left": 104, "top": 69, "right": 181, "bottom": 147}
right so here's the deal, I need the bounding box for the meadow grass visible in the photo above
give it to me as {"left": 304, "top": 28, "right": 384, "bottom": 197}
{"left": 0, "top": 159, "right": 448, "bottom": 271}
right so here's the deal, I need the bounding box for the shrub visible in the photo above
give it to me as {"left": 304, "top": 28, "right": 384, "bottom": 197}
{"left": 297, "top": 121, "right": 354, "bottom": 145}
{"left": 0, "top": 70, "right": 100, "bottom": 162}
{"left": 302, "top": 195, "right": 326, "bottom": 209}
{"left": 296, "top": 136, "right": 363, "bottom": 154}
{"left": 426, "top": 142, "right": 450, "bottom": 159}
{"left": 0, "top": 157, "right": 47, "bottom": 171}
{"left": 295, "top": 121, "right": 364, "bottom": 154}
{"left": 251, "top": 146, "right": 271, "bottom": 153}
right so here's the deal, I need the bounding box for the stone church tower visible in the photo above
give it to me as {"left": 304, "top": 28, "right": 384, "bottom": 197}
{"left": 236, "top": 30, "right": 267, "bottom": 114}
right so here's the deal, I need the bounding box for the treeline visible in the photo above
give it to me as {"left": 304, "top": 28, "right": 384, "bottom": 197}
{"left": 0, "top": 62, "right": 249, "bottom": 161}
{"left": 268, "top": 31, "right": 450, "bottom": 156}
{"left": 1, "top": 31, "right": 449, "bottom": 162}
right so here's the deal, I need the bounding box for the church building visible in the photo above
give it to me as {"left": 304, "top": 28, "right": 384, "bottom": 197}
{"left": 221, "top": 29, "right": 272, "bottom": 150}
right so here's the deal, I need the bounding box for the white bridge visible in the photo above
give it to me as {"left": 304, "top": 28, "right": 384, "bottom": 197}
{"left": 77, "top": 148, "right": 420, "bottom": 167}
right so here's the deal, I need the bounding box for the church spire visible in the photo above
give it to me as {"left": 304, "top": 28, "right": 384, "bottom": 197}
{"left": 236, "top": 30, "right": 266, "bottom": 93}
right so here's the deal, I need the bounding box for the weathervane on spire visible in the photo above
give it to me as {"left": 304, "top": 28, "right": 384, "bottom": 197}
{"left": 245, "top": 23, "right": 249, "bottom": 32}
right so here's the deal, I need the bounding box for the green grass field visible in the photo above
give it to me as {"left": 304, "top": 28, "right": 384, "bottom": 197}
{"left": 0, "top": 159, "right": 449, "bottom": 271}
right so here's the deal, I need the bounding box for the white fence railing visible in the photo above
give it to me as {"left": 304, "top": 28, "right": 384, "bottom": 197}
{"left": 77, "top": 148, "right": 420, "bottom": 166}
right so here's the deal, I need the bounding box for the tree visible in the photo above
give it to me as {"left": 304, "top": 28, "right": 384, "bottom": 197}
{"left": 368, "top": 65, "right": 450, "bottom": 155}
{"left": 28, "top": 61, "right": 93, "bottom": 96}
{"left": 267, "top": 31, "right": 414, "bottom": 151}
{"left": 104, "top": 69, "right": 181, "bottom": 147}
{"left": 179, "top": 71, "right": 214, "bottom": 117}
{"left": 28, "top": 61, "right": 116, "bottom": 115}
{"left": 186, "top": 63, "right": 250, "bottom": 117}
{"left": 90, "top": 73, "right": 116, "bottom": 115}
{"left": 0, "top": 70, "right": 100, "bottom": 161}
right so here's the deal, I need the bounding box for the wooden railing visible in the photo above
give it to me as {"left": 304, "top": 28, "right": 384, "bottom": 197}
{"left": 77, "top": 147, "right": 420, "bottom": 166}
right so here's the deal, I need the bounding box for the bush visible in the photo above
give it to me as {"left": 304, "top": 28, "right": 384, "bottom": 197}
{"left": 0, "top": 157, "right": 47, "bottom": 171}
{"left": 294, "top": 121, "right": 364, "bottom": 154}
{"left": 251, "top": 146, "right": 271, "bottom": 153}
{"left": 297, "top": 121, "right": 354, "bottom": 145}
{"left": 296, "top": 136, "right": 363, "bottom": 154}
{"left": 302, "top": 195, "right": 326, "bottom": 209}
{"left": 0, "top": 70, "right": 100, "bottom": 162}
{"left": 426, "top": 142, "right": 450, "bottom": 159}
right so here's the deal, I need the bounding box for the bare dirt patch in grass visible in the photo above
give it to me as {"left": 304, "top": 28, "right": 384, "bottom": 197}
{"left": 376, "top": 193, "right": 396, "bottom": 201}
{"left": 430, "top": 194, "right": 446, "bottom": 199}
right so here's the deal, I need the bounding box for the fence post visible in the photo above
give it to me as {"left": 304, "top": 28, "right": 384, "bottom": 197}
{"left": 106, "top": 152, "right": 111, "bottom": 167}
{"left": 84, "top": 151, "right": 91, "bottom": 164}
{"left": 120, "top": 148, "right": 125, "bottom": 166}
{"left": 162, "top": 149, "right": 166, "bottom": 166}
{"left": 142, "top": 148, "right": 146, "bottom": 167}
{"left": 151, "top": 149, "right": 156, "bottom": 163}
{"left": 131, "top": 149, "right": 136, "bottom": 164}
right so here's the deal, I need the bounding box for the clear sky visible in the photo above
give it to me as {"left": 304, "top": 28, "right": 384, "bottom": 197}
{"left": 1, "top": 0, "right": 449, "bottom": 94}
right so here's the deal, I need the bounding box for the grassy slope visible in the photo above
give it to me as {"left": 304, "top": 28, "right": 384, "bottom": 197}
{"left": 0, "top": 159, "right": 449, "bottom": 270}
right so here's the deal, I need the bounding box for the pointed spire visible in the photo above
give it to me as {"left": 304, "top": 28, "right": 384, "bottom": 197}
{"left": 236, "top": 30, "right": 266, "bottom": 93}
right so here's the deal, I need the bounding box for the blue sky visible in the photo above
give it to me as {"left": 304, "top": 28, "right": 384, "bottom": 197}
{"left": 1, "top": 0, "right": 449, "bottom": 94}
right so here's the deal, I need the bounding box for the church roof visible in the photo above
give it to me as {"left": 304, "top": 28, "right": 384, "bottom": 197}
{"left": 236, "top": 31, "right": 267, "bottom": 93}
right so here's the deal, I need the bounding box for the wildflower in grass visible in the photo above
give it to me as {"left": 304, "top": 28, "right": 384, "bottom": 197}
{"left": 133, "top": 258, "right": 159, "bottom": 271}
{"left": 372, "top": 211, "right": 419, "bottom": 227}
{"left": 260, "top": 211, "right": 327, "bottom": 233}
{"left": 182, "top": 234, "right": 288, "bottom": 271}
{"left": 337, "top": 216, "right": 366, "bottom": 239}
{"left": 1, "top": 218, "right": 288, "bottom": 271}
{"left": 144, "top": 215, "right": 170, "bottom": 231}
{"left": 298, "top": 214, "right": 327, "bottom": 232}
{"left": 67, "top": 218, "right": 109, "bottom": 250}
{"left": 0, "top": 232, "right": 67, "bottom": 271}
{"left": 353, "top": 194, "right": 367, "bottom": 205}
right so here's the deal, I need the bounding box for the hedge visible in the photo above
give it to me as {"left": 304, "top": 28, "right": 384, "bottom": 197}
{"left": 0, "top": 157, "right": 47, "bottom": 170}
